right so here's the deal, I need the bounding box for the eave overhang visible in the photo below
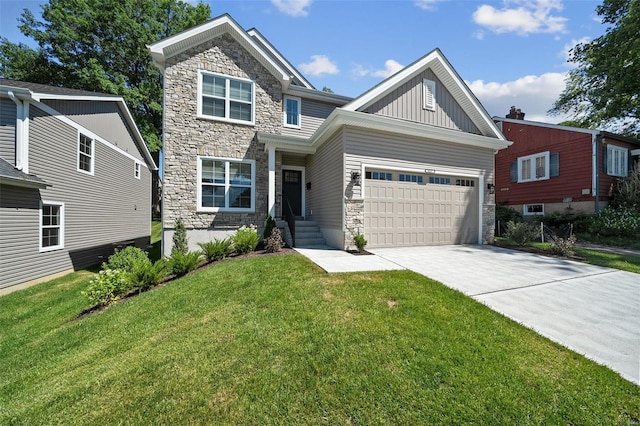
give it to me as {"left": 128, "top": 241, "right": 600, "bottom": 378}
{"left": 259, "top": 133, "right": 315, "bottom": 154}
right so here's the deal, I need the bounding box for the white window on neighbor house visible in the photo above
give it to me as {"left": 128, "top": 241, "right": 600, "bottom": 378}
{"left": 78, "top": 133, "right": 94, "bottom": 174}
{"left": 40, "top": 201, "right": 64, "bottom": 252}
{"left": 198, "top": 71, "right": 255, "bottom": 124}
{"left": 283, "top": 96, "right": 301, "bottom": 128}
{"left": 197, "top": 156, "right": 255, "bottom": 212}
{"left": 423, "top": 78, "right": 436, "bottom": 111}
{"left": 134, "top": 161, "right": 141, "bottom": 179}
{"left": 523, "top": 204, "right": 544, "bottom": 216}
{"left": 518, "top": 151, "right": 549, "bottom": 182}
{"left": 606, "top": 145, "right": 628, "bottom": 177}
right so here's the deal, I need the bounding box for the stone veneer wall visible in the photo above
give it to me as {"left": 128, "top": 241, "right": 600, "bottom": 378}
{"left": 162, "top": 34, "right": 283, "bottom": 231}
{"left": 344, "top": 199, "right": 364, "bottom": 250}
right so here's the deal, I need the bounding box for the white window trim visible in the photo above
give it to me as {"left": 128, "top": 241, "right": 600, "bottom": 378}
{"left": 283, "top": 95, "right": 301, "bottom": 129}
{"left": 523, "top": 204, "right": 545, "bottom": 216}
{"left": 606, "top": 145, "right": 628, "bottom": 177}
{"left": 40, "top": 200, "right": 65, "bottom": 252}
{"left": 134, "top": 161, "right": 141, "bottom": 179}
{"left": 196, "top": 156, "right": 256, "bottom": 213}
{"left": 77, "top": 132, "right": 95, "bottom": 175}
{"left": 197, "top": 70, "right": 255, "bottom": 125}
{"left": 423, "top": 78, "right": 436, "bottom": 111}
{"left": 517, "top": 151, "right": 550, "bottom": 183}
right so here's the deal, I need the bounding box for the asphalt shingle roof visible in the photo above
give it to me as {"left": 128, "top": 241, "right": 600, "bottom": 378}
{"left": 0, "top": 157, "right": 48, "bottom": 187}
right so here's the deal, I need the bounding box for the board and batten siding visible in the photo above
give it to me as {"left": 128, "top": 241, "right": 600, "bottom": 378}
{"left": 0, "top": 104, "right": 151, "bottom": 288}
{"left": 363, "top": 69, "right": 480, "bottom": 134}
{"left": 42, "top": 99, "right": 146, "bottom": 163}
{"left": 0, "top": 98, "right": 16, "bottom": 165}
{"left": 281, "top": 98, "right": 335, "bottom": 139}
{"left": 305, "top": 130, "right": 344, "bottom": 243}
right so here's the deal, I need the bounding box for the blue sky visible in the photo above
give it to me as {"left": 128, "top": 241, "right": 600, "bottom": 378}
{"left": 0, "top": 0, "right": 606, "bottom": 123}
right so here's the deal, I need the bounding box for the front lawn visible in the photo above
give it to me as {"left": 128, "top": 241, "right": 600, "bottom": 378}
{"left": 1, "top": 254, "right": 638, "bottom": 424}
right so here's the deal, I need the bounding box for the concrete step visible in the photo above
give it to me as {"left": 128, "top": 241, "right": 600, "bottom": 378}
{"left": 296, "top": 237, "right": 328, "bottom": 247}
{"left": 293, "top": 219, "right": 325, "bottom": 247}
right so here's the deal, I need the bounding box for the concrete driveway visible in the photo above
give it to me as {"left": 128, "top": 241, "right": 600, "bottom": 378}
{"left": 369, "top": 245, "right": 640, "bottom": 385}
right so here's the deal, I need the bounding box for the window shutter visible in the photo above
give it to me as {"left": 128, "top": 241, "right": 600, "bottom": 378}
{"left": 550, "top": 152, "right": 559, "bottom": 177}
{"left": 603, "top": 145, "right": 608, "bottom": 174}
{"left": 510, "top": 161, "right": 518, "bottom": 182}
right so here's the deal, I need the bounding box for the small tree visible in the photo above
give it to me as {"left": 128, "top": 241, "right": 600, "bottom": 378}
{"left": 263, "top": 214, "right": 276, "bottom": 239}
{"left": 172, "top": 218, "right": 188, "bottom": 256}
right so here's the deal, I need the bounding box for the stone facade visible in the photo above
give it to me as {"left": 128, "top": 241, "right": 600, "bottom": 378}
{"left": 344, "top": 198, "right": 365, "bottom": 250}
{"left": 482, "top": 204, "right": 496, "bottom": 244}
{"left": 163, "top": 34, "right": 283, "bottom": 234}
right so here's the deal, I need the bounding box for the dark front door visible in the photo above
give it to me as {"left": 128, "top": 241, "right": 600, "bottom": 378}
{"left": 283, "top": 169, "right": 302, "bottom": 217}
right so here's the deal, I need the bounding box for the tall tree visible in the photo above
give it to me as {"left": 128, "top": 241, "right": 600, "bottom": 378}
{"left": 0, "top": 0, "right": 211, "bottom": 151}
{"left": 550, "top": 0, "right": 640, "bottom": 136}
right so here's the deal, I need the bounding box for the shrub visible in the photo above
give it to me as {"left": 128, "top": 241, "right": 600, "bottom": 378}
{"left": 264, "top": 227, "right": 284, "bottom": 253}
{"left": 611, "top": 168, "right": 640, "bottom": 209}
{"left": 82, "top": 269, "right": 130, "bottom": 307}
{"left": 170, "top": 251, "right": 202, "bottom": 277}
{"left": 232, "top": 225, "right": 260, "bottom": 254}
{"left": 172, "top": 217, "right": 188, "bottom": 256}
{"left": 588, "top": 207, "right": 640, "bottom": 237}
{"left": 550, "top": 235, "right": 577, "bottom": 257}
{"left": 495, "top": 204, "right": 522, "bottom": 223}
{"left": 505, "top": 221, "right": 539, "bottom": 246}
{"left": 354, "top": 233, "right": 368, "bottom": 252}
{"left": 199, "top": 238, "right": 233, "bottom": 262}
{"left": 129, "top": 259, "right": 169, "bottom": 291}
{"left": 103, "top": 246, "right": 150, "bottom": 273}
{"left": 263, "top": 214, "right": 276, "bottom": 239}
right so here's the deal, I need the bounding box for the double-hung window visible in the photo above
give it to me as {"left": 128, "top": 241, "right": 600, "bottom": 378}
{"left": 518, "top": 151, "right": 549, "bottom": 182}
{"left": 197, "top": 157, "right": 255, "bottom": 212}
{"left": 78, "top": 133, "right": 94, "bottom": 174}
{"left": 606, "top": 145, "right": 628, "bottom": 177}
{"left": 134, "top": 161, "right": 141, "bottom": 179}
{"left": 283, "top": 96, "right": 301, "bottom": 128}
{"left": 198, "top": 71, "right": 254, "bottom": 124}
{"left": 40, "top": 201, "right": 64, "bottom": 252}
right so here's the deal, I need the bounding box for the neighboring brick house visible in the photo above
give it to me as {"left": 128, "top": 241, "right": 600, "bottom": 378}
{"left": 149, "top": 14, "right": 510, "bottom": 253}
{"left": 494, "top": 113, "right": 640, "bottom": 216}
{"left": 0, "top": 79, "right": 157, "bottom": 290}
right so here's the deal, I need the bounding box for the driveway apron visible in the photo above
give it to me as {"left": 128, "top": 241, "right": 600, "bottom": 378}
{"left": 369, "top": 245, "right": 640, "bottom": 385}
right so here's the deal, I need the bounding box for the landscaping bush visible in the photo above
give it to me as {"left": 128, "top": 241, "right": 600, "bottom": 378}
{"left": 550, "top": 235, "right": 577, "bottom": 257}
{"left": 264, "top": 228, "right": 284, "bottom": 253}
{"left": 543, "top": 211, "right": 592, "bottom": 234}
{"left": 611, "top": 168, "right": 640, "bottom": 210}
{"left": 199, "top": 238, "right": 233, "bottom": 262}
{"left": 505, "top": 220, "right": 539, "bottom": 246}
{"left": 170, "top": 251, "right": 202, "bottom": 277}
{"left": 172, "top": 217, "right": 188, "bottom": 256}
{"left": 232, "top": 225, "right": 260, "bottom": 254}
{"left": 82, "top": 269, "right": 130, "bottom": 307}
{"left": 587, "top": 207, "right": 640, "bottom": 237}
{"left": 263, "top": 214, "right": 276, "bottom": 239}
{"left": 129, "top": 259, "right": 169, "bottom": 291}
{"left": 354, "top": 233, "right": 368, "bottom": 252}
{"left": 103, "top": 246, "right": 150, "bottom": 273}
{"left": 495, "top": 204, "right": 522, "bottom": 223}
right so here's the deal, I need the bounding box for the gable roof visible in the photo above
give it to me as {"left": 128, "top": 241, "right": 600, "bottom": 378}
{"left": 0, "top": 79, "right": 157, "bottom": 170}
{"left": 343, "top": 48, "right": 505, "bottom": 140}
{"left": 148, "top": 14, "right": 292, "bottom": 90}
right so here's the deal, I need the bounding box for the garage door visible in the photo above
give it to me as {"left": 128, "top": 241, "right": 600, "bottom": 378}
{"left": 364, "top": 171, "right": 479, "bottom": 247}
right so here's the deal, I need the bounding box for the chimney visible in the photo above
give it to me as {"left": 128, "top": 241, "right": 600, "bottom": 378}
{"left": 506, "top": 106, "right": 525, "bottom": 120}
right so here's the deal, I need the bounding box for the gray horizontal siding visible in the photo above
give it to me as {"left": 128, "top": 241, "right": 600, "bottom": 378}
{"left": 363, "top": 69, "right": 480, "bottom": 134}
{"left": 344, "top": 127, "right": 494, "bottom": 199}
{"left": 281, "top": 154, "right": 306, "bottom": 167}
{"left": 281, "top": 98, "right": 335, "bottom": 138}
{"left": 42, "top": 99, "right": 145, "bottom": 162}
{"left": 0, "top": 98, "right": 16, "bottom": 164}
{"left": 306, "top": 130, "right": 344, "bottom": 230}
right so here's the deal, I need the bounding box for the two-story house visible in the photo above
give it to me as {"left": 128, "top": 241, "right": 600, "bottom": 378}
{"left": 149, "top": 14, "right": 510, "bottom": 253}
{"left": 0, "top": 79, "right": 157, "bottom": 291}
{"left": 494, "top": 112, "right": 640, "bottom": 216}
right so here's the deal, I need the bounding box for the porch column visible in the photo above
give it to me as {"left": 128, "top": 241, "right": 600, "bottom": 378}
{"left": 268, "top": 146, "right": 276, "bottom": 216}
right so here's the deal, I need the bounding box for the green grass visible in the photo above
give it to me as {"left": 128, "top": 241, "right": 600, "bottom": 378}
{"left": 577, "top": 232, "right": 640, "bottom": 250}
{"left": 1, "top": 255, "right": 638, "bottom": 425}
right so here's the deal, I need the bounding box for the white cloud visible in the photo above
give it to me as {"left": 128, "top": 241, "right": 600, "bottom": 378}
{"left": 472, "top": 0, "right": 568, "bottom": 35}
{"left": 473, "top": 30, "right": 485, "bottom": 40}
{"left": 560, "top": 37, "right": 590, "bottom": 66}
{"left": 271, "top": 0, "right": 312, "bottom": 17}
{"left": 299, "top": 55, "right": 339, "bottom": 76}
{"left": 351, "top": 59, "right": 404, "bottom": 79}
{"left": 467, "top": 72, "right": 571, "bottom": 123}
{"left": 414, "top": 0, "right": 441, "bottom": 11}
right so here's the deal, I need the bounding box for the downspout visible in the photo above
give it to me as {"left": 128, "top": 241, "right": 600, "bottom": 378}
{"left": 7, "top": 91, "right": 26, "bottom": 172}
{"left": 594, "top": 133, "right": 602, "bottom": 213}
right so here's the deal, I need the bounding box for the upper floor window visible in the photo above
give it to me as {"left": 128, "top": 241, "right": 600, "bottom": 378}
{"left": 134, "top": 161, "right": 141, "bottom": 179}
{"left": 198, "top": 71, "right": 255, "bottom": 125}
{"left": 518, "top": 151, "right": 549, "bottom": 182}
{"left": 197, "top": 156, "right": 255, "bottom": 212}
{"left": 423, "top": 78, "right": 436, "bottom": 111}
{"left": 606, "top": 145, "right": 628, "bottom": 177}
{"left": 40, "top": 201, "right": 64, "bottom": 252}
{"left": 78, "top": 133, "right": 94, "bottom": 174}
{"left": 283, "top": 96, "right": 301, "bottom": 128}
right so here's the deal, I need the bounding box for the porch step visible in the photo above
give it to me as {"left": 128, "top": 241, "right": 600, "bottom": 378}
{"left": 275, "top": 220, "right": 293, "bottom": 247}
{"left": 294, "top": 220, "right": 326, "bottom": 247}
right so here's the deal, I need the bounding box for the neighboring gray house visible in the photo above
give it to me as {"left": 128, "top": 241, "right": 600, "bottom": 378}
{"left": 0, "top": 79, "right": 157, "bottom": 290}
{"left": 149, "top": 14, "right": 510, "bottom": 253}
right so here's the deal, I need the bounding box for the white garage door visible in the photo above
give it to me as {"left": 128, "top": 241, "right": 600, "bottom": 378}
{"left": 364, "top": 171, "right": 479, "bottom": 248}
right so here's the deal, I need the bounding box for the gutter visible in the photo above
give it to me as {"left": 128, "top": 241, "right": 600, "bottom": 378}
{"left": 594, "top": 133, "right": 602, "bottom": 213}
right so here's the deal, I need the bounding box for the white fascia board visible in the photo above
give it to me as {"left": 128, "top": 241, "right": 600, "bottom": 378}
{"left": 285, "top": 85, "right": 352, "bottom": 105}
{"left": 0, "top": 176, "right": 49, "bottom": 189}
{"left": 258, "top": 132, "right": 315, "bottom": 154}
{"left": 631, "top": 149, "right": 640, "bottom": 156}
{"left": 0, "top": 86, "right": 33, "bottom": 100}
{"left": 493, "top": 116, "right": 600, "bottom": 135}
{"left": 312, "top": 109, "right": 512, "bottom": 151}
{"left": 31, "top": 93, "right": 123, "bottom": 103}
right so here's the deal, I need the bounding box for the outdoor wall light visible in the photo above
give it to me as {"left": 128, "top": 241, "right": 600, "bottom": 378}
{"left": 487, "top": 183, "right": 495, "bottom": 194}
{"left": 351, "top": 171, "right": 361, "bottom": 186}
{"left": 306, "top": 182, "right": 311, "bottom": 190}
